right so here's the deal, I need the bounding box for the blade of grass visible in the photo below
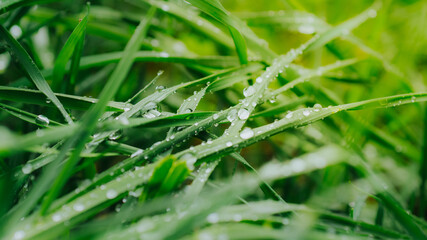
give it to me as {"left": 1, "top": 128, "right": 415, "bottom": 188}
{"left": 51, "top": 5, "right": 88, "bottom": 92}
{"left": 0, "top": 25, "right": 73, "bottom": 123}
{"left": 38, "top": 7, "right": 157, "bottom": 215}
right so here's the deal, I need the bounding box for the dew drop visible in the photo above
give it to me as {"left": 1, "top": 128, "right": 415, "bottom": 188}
{"left": 159, "top": 52, "right": 169, "bottom": 57}
{"left": 237, "top": 108, "right": 250, "bottom": 120}
{"left": 256, "top": 77, "right": 263, "bottom": 83}
{"left": 207, "top": 213, "right": 219, "bottom": 223}
{"left": 290, "top": 158, "right": 305, "bottom": 172}
{"left": 108, "top": 131, "right": 122, "bottom": 140}
{"left": 155, "top": 85, "right": 165, "bottom": 91}
{"left": 286, "top": 111, "right": 293, "bottom": 119}
{"left": 52, "top": 213, "right": 62, "bottom": 222}
{"left": 131, "top": 149, "right": 143, "bottom": 158}
{"left": 13, "top": 230, "right": 25, "bottom": 240}
{"left": 106, "top": 189, "right": 118, "bottom": 199}
{"left": 227, "top": 109, "right": 237, "bottom": 122}
{"left": 226, "top": 141, "right": 233, "bottom": 147}
{"left": 239, "top": 127, "right": 254, "bottom": 139}
{"left": 368, "top": 9, "right": 377, "bottom": 18}
{"left": 213, "top": 113, "right": 219, "bottom": 120}
{"left": 243, "top": 86, "right": 256, "bottom": 97}
{"left": 73, "top": 203, "right": 85, "bottom": 212}
{"left": 35, "top": 115, "right": 50, "bottom": 126}
{"left": 183, "top": 108, "right": 193, "bottom": 113}
{"left": 313, "top": 103, "right": 322, "bottom": 112}
{"left": 161, "top": 4, "right": 170, "bottom": 11}
{"left": 22, "top": 164, "right": 32, "bottom": 174}
{"left": 303, "top": 109, "right": 310, "bottom": 116}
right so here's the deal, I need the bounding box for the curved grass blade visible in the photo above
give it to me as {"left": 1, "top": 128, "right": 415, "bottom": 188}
{"left": 184, "top": 0, "right": 248, "bottom": 64}
{"left": 0, "top": 86, "right": 129, "bottom": 111}
{"left": 52, "top": 6, "right": 89, "bottom": 92}
{"left": 39, "top": 7, "right": 157, "bottom": 215}
{"left": 0, "top": 25, "right": 73, "bottom": 123}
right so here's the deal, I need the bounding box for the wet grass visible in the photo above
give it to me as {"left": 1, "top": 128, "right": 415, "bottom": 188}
{"left": 0, "top": 0, "right": 426, "bottom": 239}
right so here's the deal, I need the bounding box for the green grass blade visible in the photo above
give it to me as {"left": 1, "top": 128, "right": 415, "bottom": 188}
{"left": 39, "top": 7, "right": 157, "bottom": 215}
{"left": 52, "top": 6, "right": 88, "bottom": 92}
{"left": 0, "top": 25, "right": 73, "bottom": 123}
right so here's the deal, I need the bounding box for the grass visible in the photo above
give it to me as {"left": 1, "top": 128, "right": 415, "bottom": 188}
{"left": 0, "top": 0, "right": 426, "bottom": 239}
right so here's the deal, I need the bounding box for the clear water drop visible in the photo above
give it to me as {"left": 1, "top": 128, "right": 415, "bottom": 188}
{"left": 227, "top": 109, "right": 237, "bottom": 122}
{"left": 239, "top": 128, "right": 254, "bottom": 140}
{"left": 108, "top": 131, "right": 122, "bottom": 140}
{"left": 13, "top": 230, "right": 25, "bottom": 240}
{"left": 131, "top": 149, "right": 143, "bottom": 158}
{"left": 238, "top": 108, "right": 250, "bottom": 120}
{"left": 207, "top": 213, "right": 219, "bottom": 223}
{"left": 183, "top": 108, "right": 193, "bottom": 113}
{"left": 243, "top": 86, "right": 256, "bottom": 97}
{"left": 213, "top": 113, "right": 219, "bottom": 120}
{"left": 22, "top": 164, "right": 32, "bottom": 174}
{"left": 159, "top": 52, "right": 169, "bottom": 57}
{"left": 256, "top": 77, "right": 263, "bottom": 83}
{"left": 73, "top": 203, "right": 85, "bottom": 212}
{"left": 106, "top": 189, "right": 118, "bottom": 199}
{"left": 155, "top": 85, "right": 165, "bottom": 91}
{"left": 52, "top": 213, "right": 62, "bottom": 222}
{"left": 313, "top": 103, "right": 322, "bottom": 112}
{"left": 303, "top": 109, "right": 310, "bottom": 116}
{"left": 286, "top": 111, "right": 293, "bottom": 119}
{"left": 226, "top": 141, "right": 233, "bottom": 147}
{"left": 35, "top": 115, "right": 49, "bottom": 126}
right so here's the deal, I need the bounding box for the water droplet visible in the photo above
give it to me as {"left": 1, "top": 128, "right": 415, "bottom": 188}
{"left": 213, "top": 113, "right": 219, "bottom": 120}
{"left": 143, "top": 112, "right": 156, "bottom": 119}
{"left": 286, "top": 111, "right": 293, "bottom": 119}
{"left": 233, "top": 214, "right": 242, "bottom": 221}
{"left": 239, "top": 128, "right": 254, "bottom": 139}
{"left": 243, "top": 86, "right": 256, "bottom": 97}
{"left": 368, "top": 9, "right": 377, "bottom": 18}
{"left": 106, "top": 189, "right": 118, "bottom": 199}
{"left": 117, "top": 116, "right": 129, "bottom": 125}
{"left": 35, "top": 115, "right": 49, "bottom": 126}
{"left": 45, "top": 98, "right": 51, "bottom": 104}
{"left": 155, "top": 85, "right": 165, "bottom": 91}
{"left": 313, "top": 103, "right": 322, "bottom": 112}
{"left": 52, "top": 213, "right": 62, "bottom": 222}
{"left": 238, "top": 108, "right": 250, "bottom": 120}
{"left": 207, "top": 139, "right": 213, "bottom": 144}
{"left": 22, "top": 164, "right": 32, "bottom": 174}
{"left": 108, "top": 131, "right": 122, "bottom": 140}
{"left": 161, "top": 4, "right": 170, "bottom": 11}
{"left": 10, "top": 25, "right": 23, "bottom": 38}
{"left": 227, "top": 109, "right": 237, "bottom": 122}
{"left": 290, "top": 158, "right": 305, "bottom": 172}
{"left": 73, "top": 203, "right": 85, "bottom": 212}
{"left": 411, "top": 96, "right": 416, "bottom": 103}
{"left": 183, "top": 108, "right": 193, "bottom": 113}
{"left": 226, "top": 141, "right": 232, "bottom": 147}
{"left": 131, "top": 149, "right": 143, "bottom": 158}
{"left": 256, "top": 77, "right": 263, "bottom": 83}
{"left": 207, "top": 213, "right": 219, "bottom": 223}
{"left": 298, "top": 25, "right": 315, "bottom": 34}
{"left": 159, "top": 52, "right": 169, "bottom": 57}
{"left": 303, "top": 109, "right": 310, "bottom": 116}
{"left": 13, "top": 230, "right": 25, "bottom": 240}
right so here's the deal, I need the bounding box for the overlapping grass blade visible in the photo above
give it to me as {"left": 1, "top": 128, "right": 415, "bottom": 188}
{"left": 0, "top": 25, "right": 73, "bottom": 123}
